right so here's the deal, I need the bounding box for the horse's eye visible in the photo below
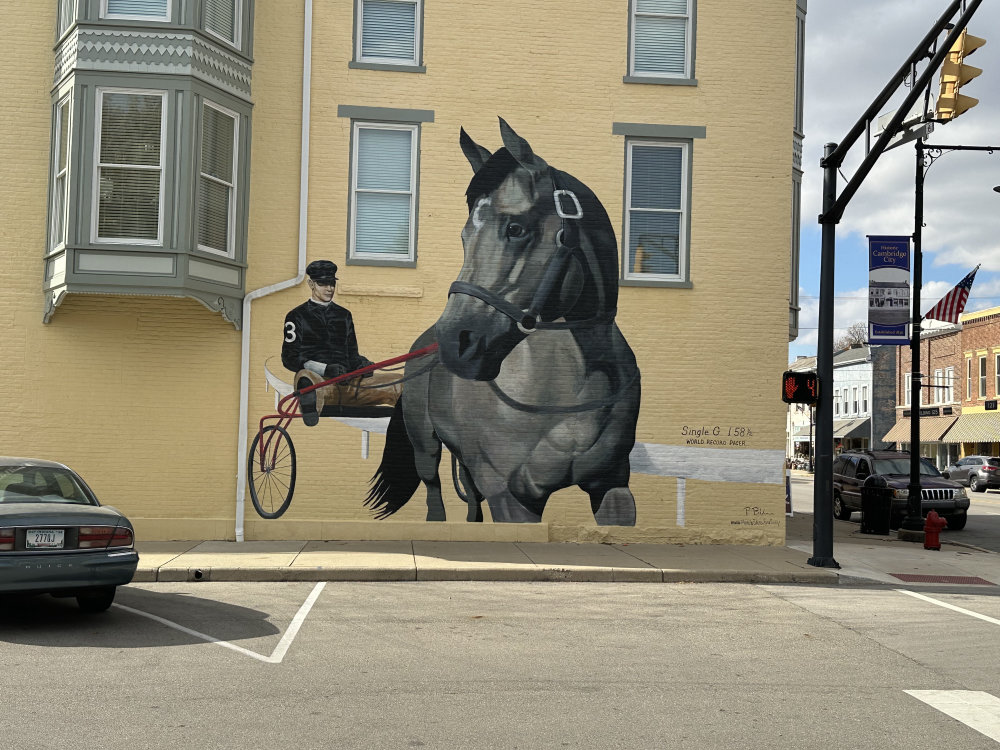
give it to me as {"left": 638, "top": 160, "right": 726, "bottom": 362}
{"left": 506, "top": 223, "right": 526, "bottom": 239}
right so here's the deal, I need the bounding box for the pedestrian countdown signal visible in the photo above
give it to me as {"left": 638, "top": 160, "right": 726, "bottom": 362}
{"left": 782, "top": 371, "right": 819, "bottom": 405}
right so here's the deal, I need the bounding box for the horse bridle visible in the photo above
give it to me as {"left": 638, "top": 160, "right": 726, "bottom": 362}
{"left": 448, "top": 168, "right": 616, "bottom": 335}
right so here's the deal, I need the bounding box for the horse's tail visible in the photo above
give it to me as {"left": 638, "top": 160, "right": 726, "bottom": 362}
{"left": 365, "top": 396, "right": 420, "bottom": 519}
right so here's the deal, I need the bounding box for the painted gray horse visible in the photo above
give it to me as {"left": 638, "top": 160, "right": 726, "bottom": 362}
{"left": 366, "top": 119, "right": 640, "bottom": 524}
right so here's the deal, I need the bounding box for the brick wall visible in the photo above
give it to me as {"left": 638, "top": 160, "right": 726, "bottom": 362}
{"left": 2, "top": 1, "right": 801, "bottom": 544}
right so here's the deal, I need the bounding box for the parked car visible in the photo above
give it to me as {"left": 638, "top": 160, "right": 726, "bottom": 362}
{"left": 0, "top": 457, "right": 138, "bottom": 612}
{"left": 942, "top": 455, "right": 1000, "bottom": 493}
{"left": 831, "top": 450, "right": 970, "bottom": 530}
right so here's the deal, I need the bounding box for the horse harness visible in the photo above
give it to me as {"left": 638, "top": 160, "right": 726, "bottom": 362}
{"left": 446, "top": 167, "right": 637, "bottom": 414}
{"left": 448, "top": 168, "right": 616, "bottom": 336}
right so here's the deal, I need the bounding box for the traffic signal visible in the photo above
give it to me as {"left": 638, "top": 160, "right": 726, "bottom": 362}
{"left": 782, "top": 371, "right": 819, "bottom": 405}
{"left": 936, "top": 28, "right": 986, "bottom": 121}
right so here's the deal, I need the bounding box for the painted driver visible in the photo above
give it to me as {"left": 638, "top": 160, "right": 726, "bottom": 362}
{"left": 282, "top": 260, "right": 400, "bottom": 426}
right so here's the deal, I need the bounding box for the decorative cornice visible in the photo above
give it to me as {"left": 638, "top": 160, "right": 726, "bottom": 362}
{"left": 54, "top": 28, "right": 252, "bottom": 99}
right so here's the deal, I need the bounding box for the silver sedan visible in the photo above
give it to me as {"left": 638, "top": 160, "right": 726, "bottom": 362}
{"left": 0, "top": 457, "right": 138, "bottom": 612}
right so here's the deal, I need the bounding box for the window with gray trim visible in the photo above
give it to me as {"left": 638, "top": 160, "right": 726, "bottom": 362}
{"left": 629, "top": 0, "right": 693, "bottom": 79}
{"left": 623, "top": 138, "right": 690, "bottom": 283}
{"left": 198, "top": 101, "right": 239, "bottom": 258}
{"left": 51, "top": 95, "right": 72, "bottom": 249}
{"left": 102, "top": 0, "right": 171, "bottom": 22}
{"left": 57, "top": 0, "right": 77, "bottom": 37}
{"left": 204, "top": 0, "right": 240, "bottom": 46}
{"left": 349, "top": 121, "right": 418, "bottom": 263}
{"left": 356, "top": 0, "right": 421, "bottom": 66}
{"left": 94, "top": 88, "right": 166, "bottom": 244}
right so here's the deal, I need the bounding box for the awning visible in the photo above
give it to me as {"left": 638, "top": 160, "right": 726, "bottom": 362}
{"left": 833, "top": 417, "right": 869, "bottom": 439}
{"left": 939, "top": 412, "right": 1000, "bottom": 443}
{"left": 881, "top": 416, "right": 957, "bottom": 443}
{"left": 792, "top": 426, "right": 811, "bottom": 443}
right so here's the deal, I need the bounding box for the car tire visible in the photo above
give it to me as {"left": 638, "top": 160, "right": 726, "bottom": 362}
{"left": 833, "top": 493, "right": 852, "bottom": 521}
{"left": 77, "top": 586, "right": 116, "bottom": 613}
{"left": 945, "top": 512, "right": 968, "bottom": 531}
{"left": 971, "top": 476, "right": 985, "bottom": 493}
{"left": 889, "top": 513, "right": 903, "bottom": 530}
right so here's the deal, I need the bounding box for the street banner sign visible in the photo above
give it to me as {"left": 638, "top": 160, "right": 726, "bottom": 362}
{"left": 867, "top": 235, "right": 911, "bottom": 345}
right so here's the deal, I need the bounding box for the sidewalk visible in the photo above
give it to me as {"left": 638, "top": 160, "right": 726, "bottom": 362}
{"left": 131, "top": 516, "right": 1000, "bottom": 587}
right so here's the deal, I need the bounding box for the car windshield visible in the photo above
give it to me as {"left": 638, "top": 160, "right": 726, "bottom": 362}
{"left": 0, "top": 466, "right": 94, "bottom": 505}
{"left": 873, "top": 458, "right": 941, "bottom": 477}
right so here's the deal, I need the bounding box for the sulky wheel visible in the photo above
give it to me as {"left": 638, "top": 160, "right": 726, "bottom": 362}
{"left": 248, "top": 425, "right": 297, "bottom": 519}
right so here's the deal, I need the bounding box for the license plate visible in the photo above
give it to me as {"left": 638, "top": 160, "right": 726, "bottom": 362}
{"left": 26, "top": 529, "right": 64, "bottom": 549}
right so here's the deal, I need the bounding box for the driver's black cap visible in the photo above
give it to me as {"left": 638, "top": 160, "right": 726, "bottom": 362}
{"left": 306, "top": 260, "right": 338, "bottom": 283}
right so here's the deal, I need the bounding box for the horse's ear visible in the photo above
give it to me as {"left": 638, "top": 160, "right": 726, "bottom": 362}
{"left": 460, "top": 128, "right": 492, "bottom": 173}
{"left": 498, "top": 117, "right": 546, "bottom": 171}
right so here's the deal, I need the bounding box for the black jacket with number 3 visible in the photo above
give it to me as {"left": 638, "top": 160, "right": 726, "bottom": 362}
{"left": 281, "top": 300, "right": 365, "bottom": 374}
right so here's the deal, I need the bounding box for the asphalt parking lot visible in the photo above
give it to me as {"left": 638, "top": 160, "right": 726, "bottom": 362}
{"left": 6, "top": 580, "right": 1000, "bottom": 749}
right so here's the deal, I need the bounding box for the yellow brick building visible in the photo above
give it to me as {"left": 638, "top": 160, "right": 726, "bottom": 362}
{"left": 0, "top": 1, "right": 805, "bottom": 545}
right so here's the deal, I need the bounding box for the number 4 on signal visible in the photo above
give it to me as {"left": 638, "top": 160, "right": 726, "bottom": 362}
{"left": 781, "top": 371, "right": 819, "bottom": 405}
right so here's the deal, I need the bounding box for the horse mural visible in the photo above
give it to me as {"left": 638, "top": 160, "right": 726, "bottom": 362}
{"left": 365, "top": 119, "right": 641, "bottom": 525}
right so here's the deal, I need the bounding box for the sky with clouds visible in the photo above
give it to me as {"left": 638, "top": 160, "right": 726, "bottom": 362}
{"left": 791, "top": 0, "right": 1000, "bottom": 361}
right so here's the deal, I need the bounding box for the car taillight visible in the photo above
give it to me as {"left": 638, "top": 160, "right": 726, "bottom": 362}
{"left": 984, "top": 466, "right": 997, "bottom": 472}
{"left": 0, "top": 527, "right": 14, "bottom": 551}
{"left": 78, "top": 525, "right": 134, "bottom": 549}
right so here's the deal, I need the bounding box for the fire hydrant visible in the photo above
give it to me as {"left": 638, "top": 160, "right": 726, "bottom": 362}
{"left": 924, "top": 510, "right": 948, "bottom": 551}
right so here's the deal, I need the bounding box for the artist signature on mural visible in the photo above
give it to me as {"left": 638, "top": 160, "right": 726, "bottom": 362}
{"left": 681, "top": 424, "right": 755, "bottom": 447}
{"left": 730, "top": 506, "right": 778, "bottom": 527}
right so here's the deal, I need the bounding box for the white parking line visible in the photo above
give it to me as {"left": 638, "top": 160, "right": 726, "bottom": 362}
{"left": 113, "top": 582, "right": 325, "bottom": 664}
{"left": 897, "top": 589, "right": 1000, "bottom": 626}
{"left": 905, "top": 691, "right": 1000, "bottom": 743}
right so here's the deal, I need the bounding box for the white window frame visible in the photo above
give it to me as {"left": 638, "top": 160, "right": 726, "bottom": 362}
{"left": 356, "top": 0, "right": 422, "bottom": 67}
{"left": 197, "top": 100, "right": 239, "bottom": 259}
{"left": 623, "top": 138, "right": 690, "bottom": 283}
{"left": 905, "top": 373, "right": 912, "bottom": 407}
{"left": 629, "top": 0, "right": 693, "bottom": 80}
{"left": 92, "top": 87, "right": 167, "bottom": 246}
{"left": 995, "top": 353, "right": 1000, "bottom": 399}
{"left": 204, "top": 0, "right": 242, "bottom": 47}
{"left": 852, "top": 387, "right": 858, "bottom": 414}
{"left": 980, "top": 355, "right": 988, "bottom": 398}
{"left": 946, "top": 366, "right": 955, "bottom": 403}
{"left": 101, "top": 0, "right": 171, "bottom": 22}
{"left": 349, "top": 121, "right": 418, "bottom": 263}
{"left": 51, "top": 93, "right": 72, "bottom": 251}
{"left": 834, "top": 391, "right": 840, "bottom": 416}
{"left": 862, "top": 385, "right": 868, "bottom": 414}
{"left": 968, "top": 358, "right": 973, "bottom": 401}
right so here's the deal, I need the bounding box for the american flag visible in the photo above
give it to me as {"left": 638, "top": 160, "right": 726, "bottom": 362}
{"left": 923, "top": 265, "right": 980, "bottom": 324}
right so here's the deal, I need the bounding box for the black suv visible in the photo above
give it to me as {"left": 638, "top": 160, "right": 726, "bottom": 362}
{"left": 832, "top": 450, "right": 970, "bottom": 530}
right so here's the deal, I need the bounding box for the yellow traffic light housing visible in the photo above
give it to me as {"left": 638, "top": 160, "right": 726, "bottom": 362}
{"left": 936, "top": 28, "right": 986, "bottom": 121}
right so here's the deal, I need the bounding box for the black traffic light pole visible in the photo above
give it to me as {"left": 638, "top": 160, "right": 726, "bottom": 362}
{"left": 904, "top": 141, "right": 999, "bottom": 534}
{"left": 810, "top": 0, "right": 982, "bottom": 568}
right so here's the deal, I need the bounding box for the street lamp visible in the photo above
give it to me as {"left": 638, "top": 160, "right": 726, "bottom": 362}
{"left": 809, "top": 1, "right": 983, "bottom": 568}
{"left": 902, "top": 142, "right": 1000, "bottom": 541}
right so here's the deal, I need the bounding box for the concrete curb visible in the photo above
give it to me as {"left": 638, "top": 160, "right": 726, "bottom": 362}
{"left": 133, "top": 565, "right": 840, "bottom": 585}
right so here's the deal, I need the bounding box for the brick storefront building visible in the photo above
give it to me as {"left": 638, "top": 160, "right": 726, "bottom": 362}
{"left": 887, "top": 307, "right": 1000, "bottom": 466}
